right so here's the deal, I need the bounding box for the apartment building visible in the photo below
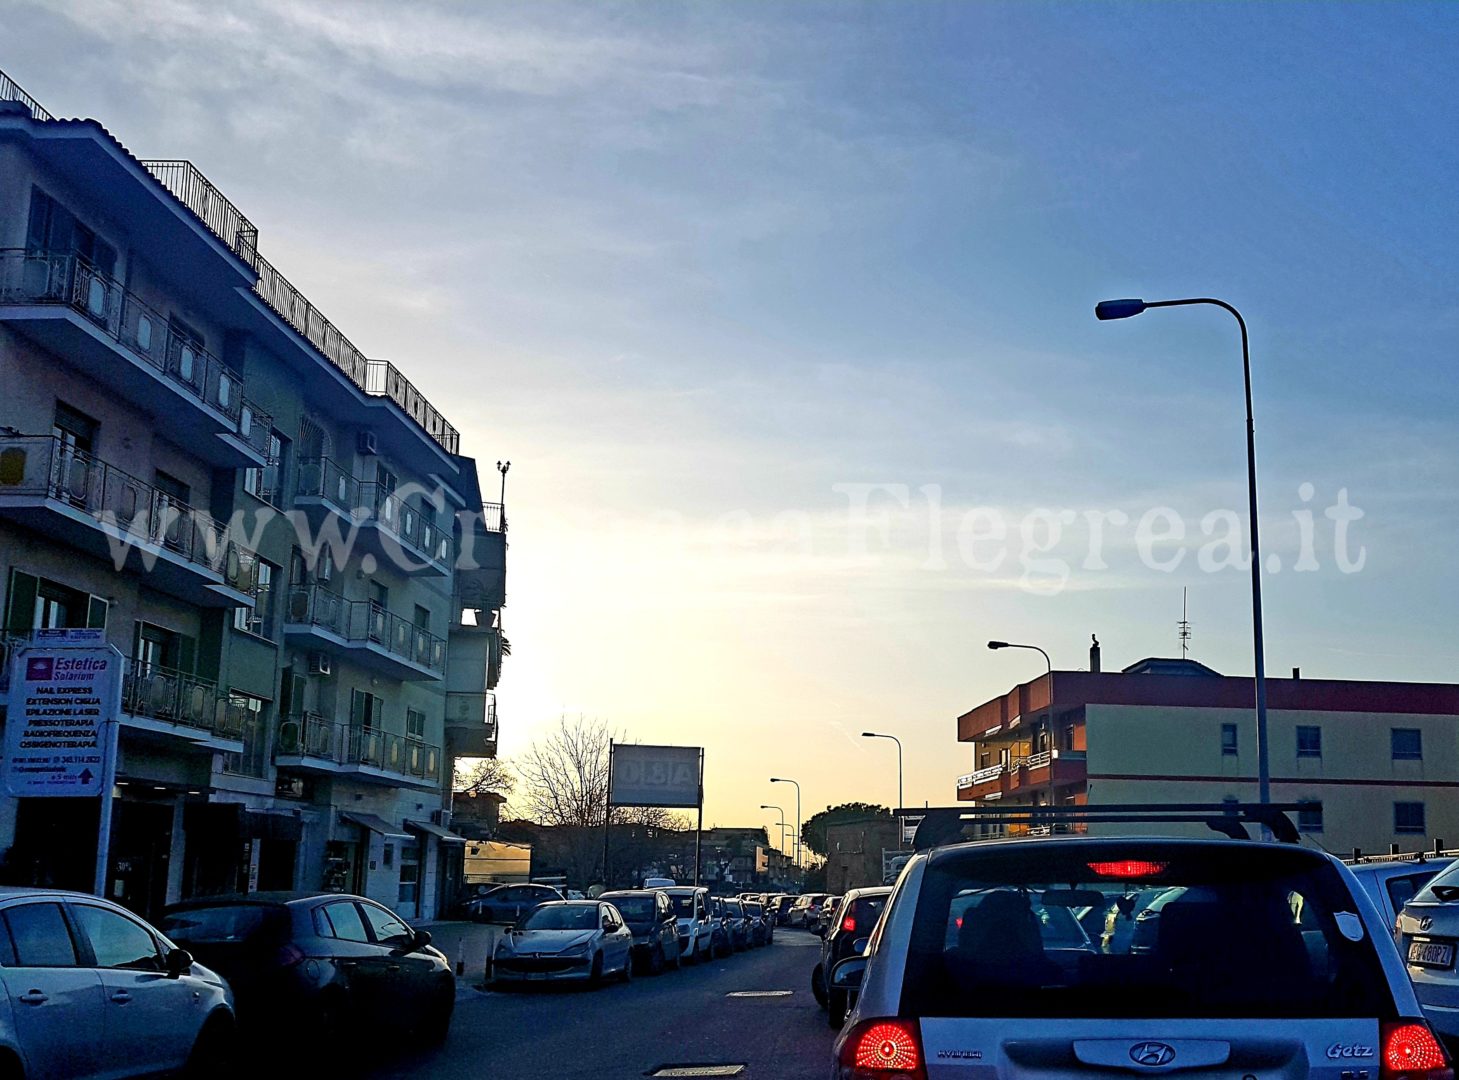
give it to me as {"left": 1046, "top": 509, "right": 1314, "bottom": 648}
{"left": 954, "top": 645, "right": 1459, "bottom": 855}
{"left": 0, "top": 73, "right": 505, "bottom": 920}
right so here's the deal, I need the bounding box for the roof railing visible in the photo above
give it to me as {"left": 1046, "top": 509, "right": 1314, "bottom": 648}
{"left": 0, "top": 69, "right": 52, "bottom": 121}
{"left": 138, "top": 160, "right": 260, "bottom": 268}
{"left": 902, "top": 802, "right": 1307, "bottom": 849}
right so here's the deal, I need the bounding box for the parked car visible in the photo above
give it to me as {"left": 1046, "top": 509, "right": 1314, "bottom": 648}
{"left": 811, "top": 886, "right": 891, "bottom": 1026}
{"left": 707, "top": 896, "right": 734, "bottom": 958}
{"left": 722, "top": 898, "right": 752, "bottom": 951}
{"left": 1350, "top": 856, "right": 1451, "bottom": 929}
{"left": 0, "top": 888, "right": 235, "bottom": 1079}
{"left": 788, "top": 892, "right": 829, "bottom": 929}
{"left": 492, "top": 901, "right": 634, "bottom": 987}
{"left": 599, "top": 890, "right": 681, "bottom": 975}
{"left": 1396, "top": 859, "right": 1459, "bottom": 1045}
{"left": 643, "top": 877, "right": 676, "bottom": 889}
{"left": 463, "top": 883, "right": 563, "bottom": 924}
{"left": 743, "top": 899, "right": 773, "bottom": 945}
{"left": 662, "top": 886, "right": 715, "bottom": 964}
{"left": 768, "top": 894, "right": 796, "bottom": 925}
{"left": 160, "top": 891, "right": 453, "bottom": 1046}
{"left": 828, "top": 835, "right": 1447, "bottom": 1080}
{"left": 814, "top": 895, "right": 842, "bottom": 936}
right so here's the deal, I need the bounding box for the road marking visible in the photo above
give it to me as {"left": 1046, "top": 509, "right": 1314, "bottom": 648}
{"left": 648, "top": 1067, "right": 747, "bottom": 1077}
{"left": 726, "top": 989, "right": 793, "bottom": 998}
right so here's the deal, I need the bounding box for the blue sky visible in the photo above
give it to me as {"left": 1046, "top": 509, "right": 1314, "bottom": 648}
{"left": 6, "top": 1, "right": 1456, "bottom": 825}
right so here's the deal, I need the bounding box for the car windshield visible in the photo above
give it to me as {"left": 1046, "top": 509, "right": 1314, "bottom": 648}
{"left": 900, "top": 843, "right": 1392, "bottom": 1020}
{"left": 607, "top": 896, "right": 656, "bottom": 920}
{"left": 158, "top": 905, "right": 284, "bottom": 943}
{"left": 521, "top": 906, "right": 599, "bottom": 931}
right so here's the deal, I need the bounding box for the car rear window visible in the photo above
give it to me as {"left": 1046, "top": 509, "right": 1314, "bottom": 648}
{"left": 900, "top": 843, "right": 1394, "bottom": 1020}
{"left": 159, "top": 905, "right": 286, "bottom": 944}
{"left": 607, "top": 896, "right": 656, "bottom": 919}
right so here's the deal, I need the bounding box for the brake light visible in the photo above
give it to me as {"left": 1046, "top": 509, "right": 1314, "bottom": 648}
{"left": 839, "top": 1018, "right": 925, "bottom": 1078}
{"left": 843, "top": 916, "right": 857, "bottom": 933}
{"left": 1383, "top": 1021, "right": 1452, "bottom": 1079}
{"left": 1086, "top": 859, "right": 1170, "bottom": 879}
{"left": 276, "top": 943, "right": 306, "bottom": 968}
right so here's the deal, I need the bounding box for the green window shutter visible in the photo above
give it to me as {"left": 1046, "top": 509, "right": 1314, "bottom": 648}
{"left": 131, "top": 621, "right": 144, "bottom": 661}
{"left": 350, "top": 689, "right": 366, "bottom": 728}
{"left": 5, "top": 571, "right": 39, "bottom": 634}
{"left": 86, "top": 595, "right": 108, "bottom": 630}
{"left": 178, "top": 634, "right": 197, "bottom": 676}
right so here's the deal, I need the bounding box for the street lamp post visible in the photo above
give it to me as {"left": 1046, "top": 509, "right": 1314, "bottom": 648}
{"left": 861, "top": 732, "right": 903, "bottom": 840}
{"left": 1095, "top": 297, "right": 1269, "bottom": 806}
{"left": 769, "top": 777, "right": 801, "bottom": 869}
{"left": 987, "top": 641, "right": 1056, "bottom": 828}
{"left": 759, "top": 803, "right": 788, "bottom": 856}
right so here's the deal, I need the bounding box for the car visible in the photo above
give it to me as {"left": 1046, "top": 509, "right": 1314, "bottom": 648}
{"left": 643, "top": 877, "right": 676, "bottom": 889}
{"left": 492, "top": 900, "right": 634, "bottom": 987}
{"left": 787, "top": 892, "right": 829, "bottom": 929}
{"left": 1350, "top": 856, "right": 1451, "bottom": 929}
{"left": 0, "top": 888, "right": 235, "bottom": 1079}
{"left": 811, "top": 886, "right": 891, "bottom": 1026}
{"left": 828, "top": 833, "right": 1447, "bottom": 1080}
{"left": 160, "top": 891, "right": 453, "bottom": 1046}
{"left": 743, "top": 899, "right": 773, "bottom": 945}
{"left": 1396, "top": 859, "right": 1459, "bottom": 1047}
{"left": 707, "top": 896, "right": 735, "bottom": 958}
{"left": 814, "top": 894, "right": 842, "bottom": 935}
{"left": 599, "top": 889, "right": 682, "bottom": 975}
{"left": 722, "top": 898, "right": 751, "bottom": 951}
{"left": 463, "top": 883, "right": 563, "bottom": 924}
{"left": 768, "top": 894, "right": 796, "bottom": 925}
{"left": 662, "top": 886, "right": 715, "bottom": 964}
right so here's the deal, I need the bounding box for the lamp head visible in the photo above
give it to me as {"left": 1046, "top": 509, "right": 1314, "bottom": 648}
{"left": 1095, "top": 298, "right": 1147, "bottom": 321}
{"left": 987, "top": 640, "right": 1009, "bottom": 650}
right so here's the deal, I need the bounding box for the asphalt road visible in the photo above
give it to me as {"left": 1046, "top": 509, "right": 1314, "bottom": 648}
{"left": 370, "top": 931, "right": 836, "bottom": 1080}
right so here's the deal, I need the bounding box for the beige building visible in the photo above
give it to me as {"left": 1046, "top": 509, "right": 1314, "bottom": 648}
{"left": 956, "top": 648, "right": 1459, "bottom": 856}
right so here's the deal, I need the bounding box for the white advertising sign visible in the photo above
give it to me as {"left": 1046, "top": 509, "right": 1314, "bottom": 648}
{"left": 609, "top": 744, "right": 702, "bottom": 808}
{"left": 4, "top": 646, "right": 121, "bottom": 798}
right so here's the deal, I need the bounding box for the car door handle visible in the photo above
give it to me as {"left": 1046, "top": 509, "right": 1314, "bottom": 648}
{"left": 110, "top": 990, "right": 132, "bottom": 1004}
{"left": 18, "top": 990, "right": 47, "bottom": 1005}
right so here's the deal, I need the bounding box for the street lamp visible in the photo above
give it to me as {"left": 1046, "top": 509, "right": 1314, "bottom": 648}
{"left": 769, "top": 777, "right": 801, "bottom": 868}
{"left": 496, "top": 459, "right": 511, "bottom": 520}
{"left": 861, "top": 731, "right": 903, "bottom": 827}
{"left": 1095, "top": 296, "right": 1270, "bottom": 806}
{"left": 987, "top": 641, "right": 1056, "bottom": 823}
{"left": 759, "top": 804, "right": 788, "bottom": 857}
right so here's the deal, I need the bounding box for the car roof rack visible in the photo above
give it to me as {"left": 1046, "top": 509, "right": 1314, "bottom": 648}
{"left": 1347, "top": 842, "right": 1459, "bottom": 866}
{"left": 897, "top": 802, "right": 1306, "bottom": 851}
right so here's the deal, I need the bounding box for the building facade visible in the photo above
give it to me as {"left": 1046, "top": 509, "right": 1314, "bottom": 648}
{"left": 954, "top": 648, "right": 1459, "bottom": 855}
{"left": 0, "top": 74, "right": 505, "bottom": 920}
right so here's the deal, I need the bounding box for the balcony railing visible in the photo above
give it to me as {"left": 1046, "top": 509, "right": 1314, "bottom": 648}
{"left": 138, "top": 161, "right": 260, "bottom": 268}
{"left": 120, "top": 657, "right": 248, "bottom": 740}
{"left": 276, "top": 713, "right": 441, "bottom": 782}
{"left": 295, "top": 457, "right": 359, "bottom": 512}
{"left": 957, "top": 762, "right": 1007, "bottom": 789}
{"left": 0, "top": 69, "right": 50, "bottom": 121}
{"left": 0, "top": 250, "right": 271, "bottom": 453}
{"left": 285, "top": 584, "right": 447, "bottom": 676}
{"left": 445, "top": 691, "right": 498, "bottom": 740}
{"left": 364, "top": 360, "right": 460, "bottom": 455}
{"left": 0, "top": 435, "right": 260, "bottom": 595}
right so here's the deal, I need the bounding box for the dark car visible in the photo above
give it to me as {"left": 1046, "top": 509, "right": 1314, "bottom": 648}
{"left": 744, "top": 899, "right": 773, "bottom": 946}
{"left": 811, "top": 886, "right": 891, "bottom": 1027}
{"left": 768, "top": 894, "right": 796, "bottom": 925}
{"left": 464, "top": 883, "right": 563, "bottom": 924}
{"left": 600, "top": 889, "right": 682, "bottom": 975}
{"left": 722, "top": 898, "right": 752, "bottom": 951}
{"left": 707, "top": 896, "right": 734, "bottom": 958}
{"left": 159, "top": 891, "right": 454, "bottom": 1044}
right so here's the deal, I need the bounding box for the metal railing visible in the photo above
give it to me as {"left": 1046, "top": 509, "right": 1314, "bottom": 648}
{"left": 294, "top": 457, "right": 360, "bottom": 512}
{"left": 0, "top": 69, "right": 51, "bottom": 121}
{"left": 284, "top": 584, "right": 447, "bottom": 675}
{"left": 0, "top": 250, "right": 271, "bottom": 453}
{"left": 364, "top": 360, "right": 460, "bottom": 455}
{"left": 120, "top": 657, "right": 248, "bottom": 739}
{"left": 957, "top": 762, "right": 1008, "bottom": 789}
{"left": 138, "top": 161, "right": 259, "bottom": 267}
{"left": 0, "top": 435, "right": 261, "bottom": 595}
{"left": 1013, "top": 750, "right": 1054, "bottom": 772}
{"left": 479, "top": 502, "right": 506, "bottom": 533}
{"left": 358, "top": 483, "right": 451, "bottom": 566}
{"left": 276, "top": 713, "right": 441, "bottom": 781}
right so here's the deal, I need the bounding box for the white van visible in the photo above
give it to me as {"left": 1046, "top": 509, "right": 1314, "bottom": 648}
{"left": 643, "top": 876, "right": 676, "bottom": 889}
{"left": 661, "top": 886, "right": 714, "bottom": 964}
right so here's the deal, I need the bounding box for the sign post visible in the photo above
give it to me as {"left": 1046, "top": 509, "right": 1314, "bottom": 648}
{"left": 3, "top": 632, "right": 122, "bottom": 898}
{"left": 605, "top": 743, "right": 704, "bottom": 888}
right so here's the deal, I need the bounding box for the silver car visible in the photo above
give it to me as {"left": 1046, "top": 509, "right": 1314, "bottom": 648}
{"left": 830, "top": 836, "right": 1448, "bottom": 1080}
{"left": 1397, "top": 860, "right": 1459, "bottom": 1045}
{"left": 0, "top": 888, "right": 234, "bottom": 1078}
{"left": 492, "top": 900, "right": 634, "bottom": 986}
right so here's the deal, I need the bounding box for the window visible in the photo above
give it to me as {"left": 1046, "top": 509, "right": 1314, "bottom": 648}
{"left": 1296, "top": 725, "right": 1322, "bottom": 758}
{"left": 233, "top": 560, "right": 277, "bottom": 639}
{"left": 4, "top": 572, "right": 107, "bottom": 634}
{"left": 1387, "top": 873, "right": 1438, "bottom": 915}
{"left": 3, "top": 903, "right": 78, "bottom": 967}
{"left": 1392, "top": 728, "right": 1423, "bottom": 761}
{"left": 359, "top": 903, "right": 412, "bottom": 947}
{"left": 406, "top": 708, "right": 426, "bottom": 740}
{"left": 134, "top": 622, "right": 191, "bottom": 676}
{"left": 153, "top": 470, "right": 191, "bottom": 507}
{"left": 369, "top": 581, "right": 389, "bottom": 609}
{"left": 71, "top": 905, "right": 160, "bottom": 970}
{"left": 221, "top": 693, "right": 268, "bottom": 778}
{"left": 317, "top": 902, "right": 369, "bottom": 943}
{"left": 351, "top": 689, "right": 383, "bottom": 731}
{"left": 244, "top": 429, "right": 286, "bottom": 506}
{"left": 1396, "top": 802, "right": 1427, "bottom": 835}
{"left": 28, "top": 187, "right": 116, "bottom": 274}
{"left": 1297, "top": 801, "right": 1324, "bottom": 834}
{"left": 414, "top": 604, "right": 431, "bottom": 630}
{"left": 53, "top": 402, "right": 98, "bottom": 454}
{"left": 398, "top": 843, "right": 421, "bottom": 909}
{"left": 1221, "top": 723, "right": 1238, "bottom": 756}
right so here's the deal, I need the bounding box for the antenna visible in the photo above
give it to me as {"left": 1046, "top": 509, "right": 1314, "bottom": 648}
{"left": 1178, "top": 587, "right": 1191, "bottom": 659}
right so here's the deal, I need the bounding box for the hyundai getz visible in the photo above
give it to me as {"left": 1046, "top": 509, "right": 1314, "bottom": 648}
{"left": 829, "top": 836, "right": 1451, "bottom": 1080}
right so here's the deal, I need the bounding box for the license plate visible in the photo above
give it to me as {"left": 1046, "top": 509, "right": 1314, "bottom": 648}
{"left": 1409, "top": 940, "right": 1455, "bottom": 968}
{"left": 527, "top": 970, "right": 547, "bottom": 980}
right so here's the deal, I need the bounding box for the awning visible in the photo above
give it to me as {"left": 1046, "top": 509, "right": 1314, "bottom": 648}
{"left": 340, "top": 812, "right": 411, "bottom": 841}
{"left": 185, "top": 802, "right": 302, "bottom": 842}
{"left": 405, "top": 819, "right": 467, "bottom": 844}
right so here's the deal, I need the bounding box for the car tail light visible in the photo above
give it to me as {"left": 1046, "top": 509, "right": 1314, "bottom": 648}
{"left": 1383, "top": 1021, "right": 1453, "bottom": 1080}
{"left": 843, "top": 916, "right": 857, "bottom": 933}
{"left": 1086, "top": 859, "right": 1170, "bottom": 879}
{"left": 839, "top": 1018, "right": 925, "bottom": 1079}
{"left": 276, "top": 943, "right": 306, "bottom": 968}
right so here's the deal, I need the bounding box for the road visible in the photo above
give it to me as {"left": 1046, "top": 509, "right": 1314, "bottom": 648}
{"left": 370, "top": 931, "right": 836, "bottom": 1080}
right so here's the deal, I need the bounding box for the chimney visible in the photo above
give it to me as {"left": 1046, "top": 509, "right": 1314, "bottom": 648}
{"left": 1090, "top": 635, "right": 1101, "bottom": 674}
{"left": 1292, "top": 667, "right": 1301, "bottom": 680}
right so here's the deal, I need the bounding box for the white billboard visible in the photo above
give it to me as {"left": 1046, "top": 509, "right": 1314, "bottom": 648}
{"left": 4, "top": 644, "right": 121, "bottom": 798}
{"left": 609, "top": 744, "right": 702, "bottom": 808}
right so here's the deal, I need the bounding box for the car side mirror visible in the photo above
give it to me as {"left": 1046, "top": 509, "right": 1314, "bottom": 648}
{"left": 410, "top": 929, "right": 432, "bottom": 951}
{"left": 829, "top": 955, "right": 866, "bottom": 990}
{"left": 165, "top": 948, "right": 194, "bottom": 978}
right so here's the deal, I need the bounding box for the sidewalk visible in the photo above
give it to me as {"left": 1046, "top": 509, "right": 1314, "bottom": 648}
{"left": 418, "top": 919, "right": 502, "bottom": 982}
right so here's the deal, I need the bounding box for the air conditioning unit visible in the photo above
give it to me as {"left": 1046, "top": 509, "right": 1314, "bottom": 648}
{"left": 431, "top": 809, "right": 451, "bottom": 827}
{"left": 357, "top": 430, "right": 378, "bottom": 456}
{"left": 307, "top": 653, "right": 332, "bottom": 677}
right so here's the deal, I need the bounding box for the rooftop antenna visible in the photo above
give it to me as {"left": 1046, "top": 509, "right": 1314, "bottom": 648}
{"left": 1178, "top": 587, "right": 1191, "bottom": 659}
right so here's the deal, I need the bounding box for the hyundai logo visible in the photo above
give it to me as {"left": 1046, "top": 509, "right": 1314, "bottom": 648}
{"left": 1130, "top": 1043, "right": 1177, "bottom": 1067}
{"left": 1420, "top": 916, "right": 1434, "bottom": 932}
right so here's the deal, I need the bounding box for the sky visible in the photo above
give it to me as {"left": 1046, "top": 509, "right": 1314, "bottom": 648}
{"left": 5, "top": 1, "right": 1457, "bottom": 834}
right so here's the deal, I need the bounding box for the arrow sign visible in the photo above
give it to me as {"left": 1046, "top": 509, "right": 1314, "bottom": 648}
{"left": 78, "top": 769, "right": 93, "bottom": 784}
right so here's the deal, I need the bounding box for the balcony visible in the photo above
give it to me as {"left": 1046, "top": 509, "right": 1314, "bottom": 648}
{"left": 445, "top": 691, "right": 498, "bottom": 758}
{"left": 0, "top": 250, "right": 272, "bottom": 467}
{"left": 282, "top": 584, "right": 446, "bottom": 681}
{"left": 274, "top": 713, "right": 441, "bottom": 789}
{"left": 293, "top": 458, "right": 451, "bottom": 577}
{"left": 0, "top": 436, "right": 260, "bottom": 608}
{"left": 119, "top": 658, "right": 246, "bottom": 752}
{"left": 455, "top": 502, "right": 507, "bottom": 614}
{"left": 957, "top": 750, "right": 1087, "bottom": 802}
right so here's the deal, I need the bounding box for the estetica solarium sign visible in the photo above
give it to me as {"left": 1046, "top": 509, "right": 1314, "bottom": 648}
{"left": 609, "top": 744, "right": 702, "bottom": 809}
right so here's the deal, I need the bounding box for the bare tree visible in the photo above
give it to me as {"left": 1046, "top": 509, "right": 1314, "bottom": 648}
{"left": 516, "top": 714, "right": 614, "bottom": 827}
{"left": 453, "top": 756, "right": 516, "bottom": 799}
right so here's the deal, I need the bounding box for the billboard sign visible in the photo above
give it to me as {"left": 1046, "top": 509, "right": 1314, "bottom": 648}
{"left": 4, "top": 645, "right": 121, "bottom": 798}
{"left": 609, "top": 744, "right": 702, "bottom": 808}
